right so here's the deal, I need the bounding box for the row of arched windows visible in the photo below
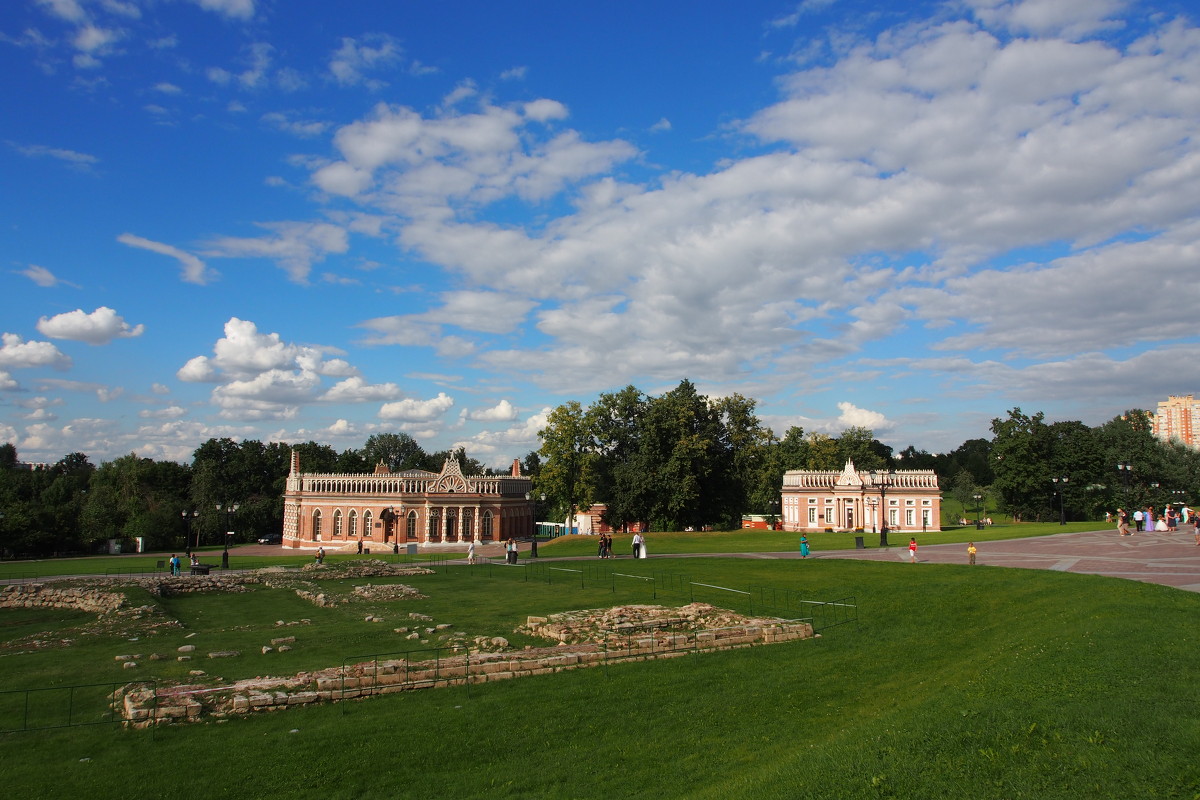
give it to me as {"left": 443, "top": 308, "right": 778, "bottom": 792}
{"left": 309, "top": 507, "right": 495, "bottom": 541}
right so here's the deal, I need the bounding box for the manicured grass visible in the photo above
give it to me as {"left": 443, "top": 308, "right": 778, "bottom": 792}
{"left": 1, "top": 557, "right": 1197, "bottom": 799}
{"left": 0, "top": 521, "right": 1109, "bottom": 581}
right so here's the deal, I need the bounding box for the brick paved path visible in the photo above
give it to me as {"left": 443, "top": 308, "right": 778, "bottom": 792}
{"left": 817, "top": 527, "right": 1200, "bottom": 592}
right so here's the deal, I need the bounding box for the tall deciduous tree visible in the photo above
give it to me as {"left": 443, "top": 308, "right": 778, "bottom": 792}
{"left": 538, "top": 401, "right": 592, "bottom": 534}
{"left": 990, "top": 408, "right": 1053, "bottom": 521}
{"left": 362, "top": 433, "right": 428, "bottom": 472}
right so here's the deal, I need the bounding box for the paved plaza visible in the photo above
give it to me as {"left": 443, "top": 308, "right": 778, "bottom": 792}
{"left": 817, "top": 527, "right": 1200, "bottom": 593}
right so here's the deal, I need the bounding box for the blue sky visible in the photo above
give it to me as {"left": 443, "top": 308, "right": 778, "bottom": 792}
{"left": 2, "top": 0, "right": 1199, "bottom": 468}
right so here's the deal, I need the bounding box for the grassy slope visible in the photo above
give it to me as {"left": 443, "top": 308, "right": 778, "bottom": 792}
{"left": 0, "top": 558, "right": 1197, "bottom": 799}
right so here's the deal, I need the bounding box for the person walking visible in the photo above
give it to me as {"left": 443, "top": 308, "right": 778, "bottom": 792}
{"left": 967, "top": 541, "right": 977, "bottom": 565}
{"left": 1133, "top": 508, "right": 1144, "bottom": 532}
{"left": 799, "top": 534, "right": 810, "bottom": 559}
{"left": 1116, "top": 508, "right": 1130, "bottom": 536}
{"left": 467, "top": 539, "right": 476, "bottom": 565}
{"left": 908, "top": 537, "right": 918, "bottom": 563}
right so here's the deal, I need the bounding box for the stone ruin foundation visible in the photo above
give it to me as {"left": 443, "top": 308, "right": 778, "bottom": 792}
{"left": 116, "top": 603, "right": 815, "bottom": 727}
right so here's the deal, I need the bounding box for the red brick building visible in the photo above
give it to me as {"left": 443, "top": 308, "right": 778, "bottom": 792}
{"left": 282, "top": 451, "right": 535, "bottom": 551}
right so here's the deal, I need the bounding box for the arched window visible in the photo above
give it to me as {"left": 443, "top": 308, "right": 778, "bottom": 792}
{"left": 312, "top": 509, "right": 323, "bottom": 541}
{"left": 348, "top": 510, "right": 358, "bottom": 537}
{"left": 363, "top": 510, "right": 372, "bottom": 538}
{"left": 406, "top": 510, "right": 417, "bottom": 540}
{"left": 445, "top": 508, "right": 457, "bottom": 541}
{"left": 428, "top": 508, "right": 441, "bottom": 540}
{"left": 482, "top": 510, "right": 493, "bottom": 540}
{"left": 333, "top": 509, "right": 343, "bottom": 537}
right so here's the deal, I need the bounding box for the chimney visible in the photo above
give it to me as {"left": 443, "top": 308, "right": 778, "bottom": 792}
{"left": 511, "top": 458, "right": 521, "bottom": 477}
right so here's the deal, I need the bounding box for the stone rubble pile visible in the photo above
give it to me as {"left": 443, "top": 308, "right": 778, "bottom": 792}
{"left": 115, "top": 603, "right": 814, "bottom": 727}
{"left": 301, "top": 559, "right": 434, "bottom": 578}
{"left": 0, "top": 583, "right": 126, "bottom": 613}
{"left": 516, "top": 602, "right": 782, "bottom": 645}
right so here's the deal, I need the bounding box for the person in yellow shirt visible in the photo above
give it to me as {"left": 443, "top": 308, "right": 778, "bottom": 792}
{"left": 967, "top": 541, "right": 977, "bottom": 565}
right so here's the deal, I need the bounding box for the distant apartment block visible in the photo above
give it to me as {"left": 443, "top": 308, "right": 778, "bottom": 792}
{"left": 1153, "top": 394, "right": 1200, "bottom": 448}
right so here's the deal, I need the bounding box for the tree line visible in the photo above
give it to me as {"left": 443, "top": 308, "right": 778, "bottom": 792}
{"left": 0, "top": 435, "right": 494, "bottom": 558}
{"left": 2, "top": 387, "right": 1197, "bottom": 557}
{"left": 534, "top": 383, "right": 1200, "bottom": 530}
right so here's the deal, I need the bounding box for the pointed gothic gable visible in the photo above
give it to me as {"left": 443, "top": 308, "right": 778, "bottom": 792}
{"left": 835, "top": 459, "right": 864, "bottom": 487}
{"left": 433, "top": 457, "right": 470, "bottom": 493}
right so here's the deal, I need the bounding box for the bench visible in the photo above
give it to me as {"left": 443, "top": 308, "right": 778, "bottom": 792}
{"left": 190, "top": 564, "right": 212, "bottom": 576}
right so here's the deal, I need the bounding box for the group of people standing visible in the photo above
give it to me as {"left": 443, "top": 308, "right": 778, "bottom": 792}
{"left": 1116, "top": 506, "right": 1195, "bottom": 537}
{"left": 167, "top": 553, "right": 200, "bottom": 575}
{"left": 596, "top": 533, "right": 614, "bottom": 558}
{"left": 593, "top": 531, "right": 649, "bottom": 558}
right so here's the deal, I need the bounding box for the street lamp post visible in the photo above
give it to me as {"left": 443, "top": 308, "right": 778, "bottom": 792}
{"left": 394, "top": 503, "right": 404, "bottom": 554}
{"left": 181, "top": 509, "right": 198, "bottom": 556}
{"left": 525, "top": 492, "right": 545, "bottom": 557}
{"left": 1117, "top": 462, "right": 1132, "bottom": 509}
{"left": 216, "top": 503, "right": 239, "bottom": 569}
{"left": 1052, "top": 477, "right": 1068, "bottom": 524}
{"left": 871, "top": 469, "right": 896, "bottom": 547}
{"left": 973, "top": 493, "right": 984, "bottom": 530}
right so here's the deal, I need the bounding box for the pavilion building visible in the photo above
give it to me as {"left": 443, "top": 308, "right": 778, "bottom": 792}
{"left": 282, "top": 451, "right": 536, "bottom": 551}
{"left": 781, "top": 460, "right": 942, "bottom": 533}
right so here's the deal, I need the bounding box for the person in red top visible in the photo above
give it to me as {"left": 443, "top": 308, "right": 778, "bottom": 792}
{"left": 908, "top": 537, "right": 918, "bottom": 563}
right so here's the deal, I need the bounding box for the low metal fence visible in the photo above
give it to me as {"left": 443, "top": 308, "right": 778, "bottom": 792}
{"left": 0, "top": 680, "right": 155, "bottom": 733}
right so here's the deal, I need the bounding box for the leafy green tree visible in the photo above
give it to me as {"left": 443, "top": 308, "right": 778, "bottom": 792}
{"left": 335, "top": 447, "right": 370, "bottom": 473}
{"left": 80, "top": 454, "right": 189, "bottom": 551}
{"left": 538, "top": 401, "right": 593, "bottom": 534}
{"left": 897, "top": 444, "right": 937, "bottom": 470}
{"left": 363, "top": 433, "right": 428, "bottom": 472}
{"left": 585, "top": 385, "right": 646, "bottom": 529}
{"left": 777, "top": 426, "right": 810, "bottom": 471}
{"left": 714, "top": 393, "right": 767, "bottom": 520}
{"left": 0, "top": 442, "right": 17, "bottom": 470}
{"left": 836, "top": 426, "right": 890, "bottom": 472}
{"left": 289, "top": 441, "right": 340, "bottom": 473}
{"left": 990, "top": 408, "right": 1053, "bottom": 521}
{"left": 520, "top": 450, "right": 542, "bottom": 479}
{"left": 804, "top": 433, "right": 841, "bottom": 470}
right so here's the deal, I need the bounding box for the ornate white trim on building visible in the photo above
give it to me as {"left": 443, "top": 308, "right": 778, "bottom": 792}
{"left": 781, "top": 460, "right": 942, "bottom": 533}
{"left": 282, "top": 451, "right": 535, "bottom": 551}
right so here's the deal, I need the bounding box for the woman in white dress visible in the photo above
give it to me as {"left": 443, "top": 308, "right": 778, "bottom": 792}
{"left": 638, "top": 536, "right": 648, "bottom": 558}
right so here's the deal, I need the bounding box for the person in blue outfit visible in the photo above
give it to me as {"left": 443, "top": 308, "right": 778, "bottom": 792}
{"left": 799, "top": 535, "right": 810, "bottom": 558}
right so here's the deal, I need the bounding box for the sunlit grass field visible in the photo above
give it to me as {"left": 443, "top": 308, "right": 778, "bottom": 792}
{"left": 1, "top": 546, "right": 1197, "bottom": 799}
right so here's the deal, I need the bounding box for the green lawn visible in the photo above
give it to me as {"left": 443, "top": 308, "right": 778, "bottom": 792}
{"left": 0, "top": 521, "right": 1108, "bottom": 582}
{"left": 0, "top": 553, "right": 1196, "bottom": 799}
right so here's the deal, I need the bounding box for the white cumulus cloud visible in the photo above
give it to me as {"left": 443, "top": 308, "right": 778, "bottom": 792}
{"left": 36, "top": 307, "right": 144, "bottom": 344}
{"left": 0, "top": 334, "right": 72, "bottom": 370}
{"left": 379, "top": 392, "right": 455, "bottom": 422}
